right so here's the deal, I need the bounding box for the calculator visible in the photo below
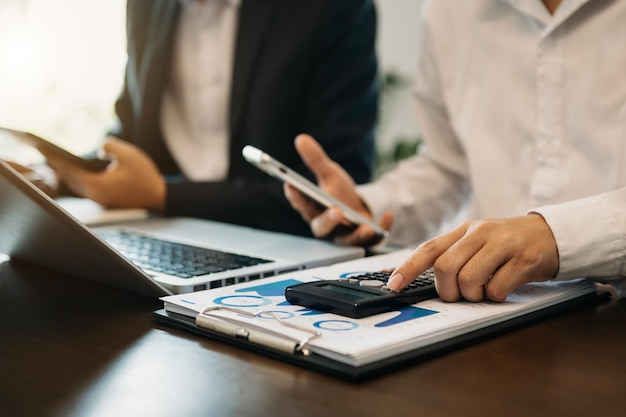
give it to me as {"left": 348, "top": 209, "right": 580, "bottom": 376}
{"left": 284, "top": 269, "right": 438, "bottom": 319}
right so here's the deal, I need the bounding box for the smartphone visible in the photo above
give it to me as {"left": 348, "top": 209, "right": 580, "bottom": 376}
{"left": 242, "top": 145, "right": 388, "bottom": 238}
{"left": 0, "top": 127, "right": 110, "bottom": 172}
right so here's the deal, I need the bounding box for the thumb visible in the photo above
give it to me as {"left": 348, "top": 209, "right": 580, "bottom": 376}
{"left": 99, "top": 137, "right": 136, "bottom": 163}
{"left": 294, "top": 134, "right": 338, "bottom": 183}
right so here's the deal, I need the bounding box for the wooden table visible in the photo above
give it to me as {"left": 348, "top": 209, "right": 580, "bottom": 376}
{"left": 1, "top": 257, "right": 624, "bottom": 417}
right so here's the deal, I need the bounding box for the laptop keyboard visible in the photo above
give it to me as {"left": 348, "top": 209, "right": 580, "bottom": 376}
{"left": 99, "top": 232, "right": 272, "bottom": 279}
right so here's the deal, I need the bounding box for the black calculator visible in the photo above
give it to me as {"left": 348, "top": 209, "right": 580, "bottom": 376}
{"left": 284, "top": 268, "right": 438, "bottom": 319}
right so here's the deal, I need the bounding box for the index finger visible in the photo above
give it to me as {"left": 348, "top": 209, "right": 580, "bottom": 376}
{"left": 386, "top": 225, "right": 469, "bottom": 299}
{"left": 283, "top": 183, "right": 325, "bottom": 223}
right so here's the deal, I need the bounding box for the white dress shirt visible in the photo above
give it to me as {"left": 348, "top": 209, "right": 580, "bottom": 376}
{"left": 160, "top": 0, "right": 240, "bottom": 181}
{"left": 358, "top": 0, "right": 626, "bottom": 281}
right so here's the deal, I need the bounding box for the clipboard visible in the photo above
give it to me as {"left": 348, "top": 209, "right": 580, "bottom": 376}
{"left": 152, "top": 288, "right": 603, "bottom": 382}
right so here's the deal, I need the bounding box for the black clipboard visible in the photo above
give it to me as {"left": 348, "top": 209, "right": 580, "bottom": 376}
{"left": 152, "top": 289, "right": 605, "bottom": 382}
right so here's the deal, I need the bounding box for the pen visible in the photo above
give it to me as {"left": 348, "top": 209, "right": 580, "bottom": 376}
{"left": 196, "top": 314, "right": 301, "bottom": 354}
{"left": 196, "top": 306, "right": 321, "bottom": 355}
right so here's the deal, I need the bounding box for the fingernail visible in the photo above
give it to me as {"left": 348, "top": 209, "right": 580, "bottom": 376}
{"left": 387, "top": 272, "right": 403, "bottom": 290}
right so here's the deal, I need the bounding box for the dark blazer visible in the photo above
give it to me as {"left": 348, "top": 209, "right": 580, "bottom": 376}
{"left": 113, "top": 0, "right": 378, "bottom": 236}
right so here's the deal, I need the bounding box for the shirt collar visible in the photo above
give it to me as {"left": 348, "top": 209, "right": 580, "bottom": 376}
{"left": 501, "top": 0, "right": 594, "bottom": 34}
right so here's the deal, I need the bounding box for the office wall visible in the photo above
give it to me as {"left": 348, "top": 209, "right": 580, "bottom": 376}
{"left": 0, "top": 0, "right": 126, "bottom": 163}
{"left": 375, "top": 0, "right": 423, "bottom": 154}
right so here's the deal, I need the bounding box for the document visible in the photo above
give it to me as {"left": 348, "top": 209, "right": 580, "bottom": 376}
{"left": 160, "top": 250, "right": 598, "bottom": 368}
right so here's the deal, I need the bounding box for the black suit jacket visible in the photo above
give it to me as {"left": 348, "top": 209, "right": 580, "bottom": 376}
{"left": 113, "top": 0, "right": 378, "bottom": 236}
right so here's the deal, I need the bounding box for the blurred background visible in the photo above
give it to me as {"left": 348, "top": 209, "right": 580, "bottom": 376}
{"left": 0, "top": 0, "right": 422, "bottom": 173}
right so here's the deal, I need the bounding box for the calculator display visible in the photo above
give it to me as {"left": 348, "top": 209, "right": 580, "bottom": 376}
{"left": 317, "top": 283, "right": 380, "bottom": 300}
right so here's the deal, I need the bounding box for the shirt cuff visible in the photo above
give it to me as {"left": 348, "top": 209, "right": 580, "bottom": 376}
{"left": 530, "top": 192, "right": 626, "bottom": 280}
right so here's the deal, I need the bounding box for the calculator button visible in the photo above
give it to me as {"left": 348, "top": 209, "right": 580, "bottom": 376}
{"left": 359, "top": 279, "right": 385, "bottom": 288}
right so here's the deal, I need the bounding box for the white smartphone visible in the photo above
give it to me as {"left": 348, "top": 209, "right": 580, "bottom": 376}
{"left": 242, "top": 145, "right": 388, "bottom": 238}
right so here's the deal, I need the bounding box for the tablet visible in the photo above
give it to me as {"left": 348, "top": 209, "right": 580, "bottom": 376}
{"left": 0, "top": 126, "right": 110, "bottom": 172}
{"left": 242, "top": 145, "right": 388, "bottom": 238}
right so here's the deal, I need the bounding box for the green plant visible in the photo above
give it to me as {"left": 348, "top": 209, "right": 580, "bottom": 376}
{"left": 375, "top": 70, "right": 423, "bottom": 176}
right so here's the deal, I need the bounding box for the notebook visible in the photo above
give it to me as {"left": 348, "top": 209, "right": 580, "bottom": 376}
{"left": 0, "top": 160, "right": 364, "bottom": 297}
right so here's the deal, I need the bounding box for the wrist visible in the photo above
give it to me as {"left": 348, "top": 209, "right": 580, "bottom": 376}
{"left": 147, "top": 176, "right": 166, "bottom": 214}
{"left": 527, "top": 212, "right": 560, "bottom": 279}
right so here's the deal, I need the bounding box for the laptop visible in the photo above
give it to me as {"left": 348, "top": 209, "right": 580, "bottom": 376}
{"left": 0, "top": 160, "right": 364, "bottom": 297}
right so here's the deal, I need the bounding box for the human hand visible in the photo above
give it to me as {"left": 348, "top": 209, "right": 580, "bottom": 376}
{"left": 284, "top": 134, "right": 393, "bottom": 246}
{"left": 42, "top": 136, "right": 166, "bottom": 212}
{"left": 387, "top": 214, "right": 560, "bottom": 302}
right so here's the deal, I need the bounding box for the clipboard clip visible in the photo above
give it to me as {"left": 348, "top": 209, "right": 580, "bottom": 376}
{"left": 196, "top": 306, "right": 321, "bottom": 356}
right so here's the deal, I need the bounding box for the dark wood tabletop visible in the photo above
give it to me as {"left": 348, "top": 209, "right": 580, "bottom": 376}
{"left": 1, "top": 256, "right": 624, "bottom": 417}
